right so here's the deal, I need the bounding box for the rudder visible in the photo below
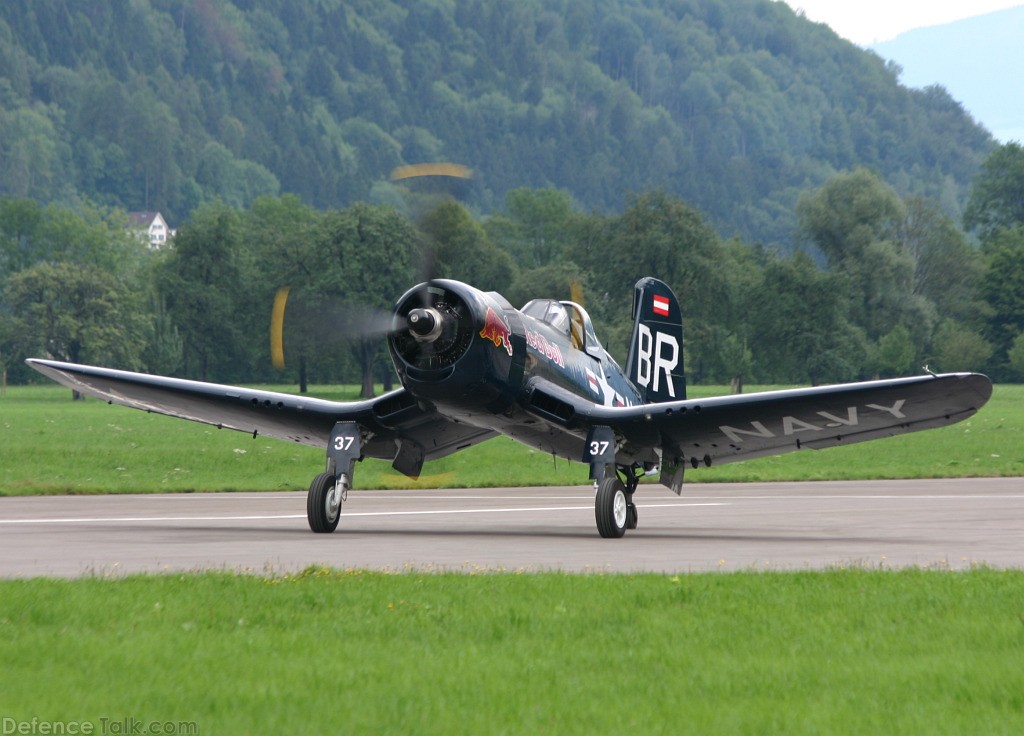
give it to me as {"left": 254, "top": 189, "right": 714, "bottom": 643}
{"left": 625, "top": 277, "right": 686, "bottom": 403}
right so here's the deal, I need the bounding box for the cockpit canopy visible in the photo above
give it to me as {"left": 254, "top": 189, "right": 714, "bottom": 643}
{"left": 521, "top": 298, "right": 603, "bottom": 355}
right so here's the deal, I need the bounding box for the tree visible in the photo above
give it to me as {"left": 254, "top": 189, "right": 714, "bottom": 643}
{"left": 419, "top": 201, "right": 518, "bottom": 293}
{"left": 0, "top": 198, "right": 44, "bottom": 275}
{"left": 7, "top": 262, "right": 149, "bottom": 394}
{"left": 0, "top": 0, "right": 999, "bottom": 248}
{"left": 494, "top": 187, "right": 576, "bottom": 268}
{"left": 157, "top": 203, "right": 248, "bottom": 381}
{"left": 0, "top": 198, "right": 144, "bottom": 275}
{"left": 122, "top": 89, "right": 183, "bottom": 213}
{"left": 902, "top": 196, "right": 983, "bottom": 324}
{"left": 877, "top": 325, "right": 915, "bottom": 377}
{"left": 975, "top": 227, "right": 1024, "bottom": 375}
{"left": 245, "top": 196, "right": 324, "bottom": 391}
{"left": 505, "top": 261, "right": 592, "bottom": 312}
{"left": 747, "top": 252, "right": 864, "bottom": 385}
{"left": 797, "top": 168, "right": 904, "bottom": 263}
{"left": 0, "top": 301, "right": 15, "bottom": 394}
{"left": 932, "top": 320, "right": 993, "bottom": 374}
{"left": 0, "top": 198, "right": 154, "bottom": 384}
{"left": 1007, "top": 332, "right": 1024, "bottom": 380}
{"left": 964, "top": 142, "right": 1024, "bottom": 242}
{"left": 195, "top": 141, "right": 281, "bottom": 209}
{"left": 0, "top": 106, "right": 63, "bottom": 200}
{"left": 141, "top": 291, "right": 184, "bottom": 376}
{"left": 797, "top": 169, "right": 934, "bottom": 348}
{"left": 310, "top": 204, "right": 422, "bottom": 397}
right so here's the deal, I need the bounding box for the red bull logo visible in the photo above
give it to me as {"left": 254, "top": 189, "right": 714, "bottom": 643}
{"left": 480, "top": 307, "right": 513, "bottom": 356}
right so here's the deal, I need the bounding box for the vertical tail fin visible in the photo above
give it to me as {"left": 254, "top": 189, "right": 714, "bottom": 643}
{"left": 625, "top": 277, "right": 686, "bottom": 403}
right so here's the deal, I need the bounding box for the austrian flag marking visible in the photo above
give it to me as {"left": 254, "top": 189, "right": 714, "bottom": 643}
{"left": 652, "top": 295, "right": 670, "bottom": 317}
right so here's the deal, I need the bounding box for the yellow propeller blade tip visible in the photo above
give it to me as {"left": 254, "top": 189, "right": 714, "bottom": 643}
{"left": 569, "top": 278, "right": 584, "bottom": 306}
{"left": 270, "top": 287, "right": 290, "bottom": 370}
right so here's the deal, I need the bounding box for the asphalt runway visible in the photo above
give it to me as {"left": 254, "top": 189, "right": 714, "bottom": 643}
{"left": 1, "top": 478, "right": 1021, "bottom": 578}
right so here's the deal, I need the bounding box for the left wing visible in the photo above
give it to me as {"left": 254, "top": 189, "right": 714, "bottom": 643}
{"left": 525, "top": 372, "right": 992, "bottom": 484}
{"left": 26, "top": 359, "right": 495, "bottom": 470}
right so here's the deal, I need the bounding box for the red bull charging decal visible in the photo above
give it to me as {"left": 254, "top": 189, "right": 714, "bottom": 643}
{"left": 480, "top": 307, "right": 514, "bottom": 356}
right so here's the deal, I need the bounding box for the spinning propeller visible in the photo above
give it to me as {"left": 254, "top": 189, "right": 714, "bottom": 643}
{"left": 269, "top": 279, "right": 480, "bottom": 379}
{"left": 269, "top": 286, "right": 402, "bottom": 371}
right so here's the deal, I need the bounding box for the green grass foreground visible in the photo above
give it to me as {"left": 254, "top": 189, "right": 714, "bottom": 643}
{"left": 1, "top": 568, "right": 1022, "bottom": 734}
{"left": 1, "top": 383, "right": 1021, "bottom": 495}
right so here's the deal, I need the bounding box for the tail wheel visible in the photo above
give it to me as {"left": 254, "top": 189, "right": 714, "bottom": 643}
{"left": 595, "top": 476, "right": 628, "bottom": 538}
{"left": 307, "top": 472, "right": 342, "bottom": 533}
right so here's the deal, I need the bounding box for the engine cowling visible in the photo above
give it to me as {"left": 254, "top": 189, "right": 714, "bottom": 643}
{"left": 388, "top": 280, "right": 525, "bottom": 413}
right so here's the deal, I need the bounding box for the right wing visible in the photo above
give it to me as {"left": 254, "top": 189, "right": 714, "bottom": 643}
{"left": 27, "top": 359, "right": 494, "bottom": 474}
{"left": 523, "top": 372, "right": 993, "bottom": 487}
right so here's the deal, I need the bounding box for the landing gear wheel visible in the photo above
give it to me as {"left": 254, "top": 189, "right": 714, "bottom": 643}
{"left": 307, "top": 472, "right": 342, "bottom": 533}
{"left": 595, "top": 476, "right": 628, "bottom": 538}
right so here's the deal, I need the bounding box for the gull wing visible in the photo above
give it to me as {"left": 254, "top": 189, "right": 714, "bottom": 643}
{"left": 26, "top": 359, "right": 495, "bottom": 469}
{"left": 524, "top": 373, "right": 992, "bottom": 480}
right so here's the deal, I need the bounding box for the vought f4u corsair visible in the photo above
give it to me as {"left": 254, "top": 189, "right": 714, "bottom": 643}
{"left": 29, "top": 278, "right": 992, "bottom": 538}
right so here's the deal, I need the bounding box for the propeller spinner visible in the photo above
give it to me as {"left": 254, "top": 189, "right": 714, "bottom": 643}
{"left": 407, "top": 307, "right": 443, "bottom": 342}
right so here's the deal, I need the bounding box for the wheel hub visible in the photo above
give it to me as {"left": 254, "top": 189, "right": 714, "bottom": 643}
{"left": 326, "top": 475, "right": 348, "bottom": 521}
{"left": 613, "top": 489, "right": 627, "bottom": 528}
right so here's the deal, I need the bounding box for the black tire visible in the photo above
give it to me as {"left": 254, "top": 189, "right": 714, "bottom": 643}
{"left": 307, "top": 472, "right": 340, "bottom": 533}
{"left": 595, "top": 476, "right": 628, "bottom": 538}
{"left": 626, "top": 501, "right": 638, "bottom": 530}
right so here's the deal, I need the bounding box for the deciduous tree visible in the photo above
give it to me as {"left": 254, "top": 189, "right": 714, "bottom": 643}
{"left": 156, "top": 203, "right": 247, "bottom": 381}
{"left": 310, "top": 203, "right": 422, "bottom": 397}
{"left": 419, "top": 201, "right": 517, "bottom": 293}
{"left": 7, "top": 261, "right": 148, "bottom": 395}
{"left": 964, "top": 142, "right": 1024, "bottom": 242}
{"left": 976, "top": 227, "right": 1024, "bottom": 375}
{"left": 747, "top": 252, "right": 864, "bottom": 385}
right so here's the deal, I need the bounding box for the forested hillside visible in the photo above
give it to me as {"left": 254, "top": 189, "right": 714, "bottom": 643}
{"left": 0, "top": 0, "right": 994, "bottom": 245}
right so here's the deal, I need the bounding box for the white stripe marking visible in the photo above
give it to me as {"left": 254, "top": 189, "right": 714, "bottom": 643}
{"left": 0, "top": 503, "right": 727, "bottom": 525}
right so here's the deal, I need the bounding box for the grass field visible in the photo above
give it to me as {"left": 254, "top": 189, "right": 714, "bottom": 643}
{"left": 1, "top": 568, "right": 1021, "bottom": 734}
{"left": 2, "top": 382, "right": 1021, "bottom": 495}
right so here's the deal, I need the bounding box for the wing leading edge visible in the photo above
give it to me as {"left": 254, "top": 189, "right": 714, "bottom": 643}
{"left": 26, "top": 359, "right": 495, "bottom": 470}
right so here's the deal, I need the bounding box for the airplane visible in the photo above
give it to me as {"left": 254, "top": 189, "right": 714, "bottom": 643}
{"left": 28, "top": 277, "right": 993, "bottom": 538}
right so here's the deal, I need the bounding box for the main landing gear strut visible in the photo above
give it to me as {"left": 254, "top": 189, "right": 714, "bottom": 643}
{"left": 308, "top": 422, "right": 361, "bottom": 533}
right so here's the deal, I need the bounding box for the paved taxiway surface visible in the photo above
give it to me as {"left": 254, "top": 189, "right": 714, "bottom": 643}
{"left": 1, "top": 478, "right": 1021, "bottom": 577}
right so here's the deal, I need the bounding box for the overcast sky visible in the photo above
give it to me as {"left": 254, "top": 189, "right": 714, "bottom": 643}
{"left": 780, "top": 0, "right": 1024, "bottom": 44}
